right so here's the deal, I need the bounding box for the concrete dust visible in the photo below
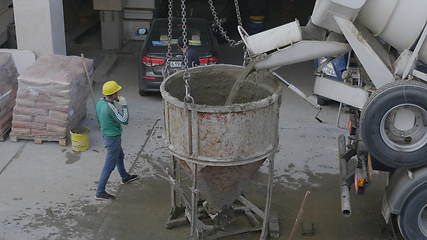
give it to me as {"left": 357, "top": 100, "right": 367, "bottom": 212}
{"left": 6, "top": 161, "right": 380, "bottom": 240}
{"left": 217, "top": 171, "right": 393, "bottom": 240}
{"left": 94, "top": 178, "right": 189, "bottom": 240}
{"left": 17, "top": 169, "right": 390, "bottom": 240}
{"left": 2, "top": 199, "right": 107, "bottom": 240}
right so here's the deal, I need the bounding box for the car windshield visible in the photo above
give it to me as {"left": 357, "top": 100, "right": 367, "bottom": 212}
{"left": 148, "top": 19, "right": 211, "bottom": 49}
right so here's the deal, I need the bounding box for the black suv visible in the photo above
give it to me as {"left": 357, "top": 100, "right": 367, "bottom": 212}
{"left": 138, "top": 18, "right": 220, "bottom": 95}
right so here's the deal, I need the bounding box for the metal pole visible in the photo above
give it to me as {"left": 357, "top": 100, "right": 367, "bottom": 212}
{"left": 80, "top": 53, "right": 96, "bottom": 109}
{"left": 177, "top": 158, "right": 182, "bottom": 208}
{"left": 338, "top": 135, "right": 352, "bottom": 216}
{"left": 190, "top": 163, "right": 199, "bottom": 238}
{"left": 403, "top": 22, "right": 427, "bottom": 79}
{"left": 336, "top": 103, "right": 344, "bottom": 129}
{"left": 288, "top": 191, "right": 311, "bottom": 240}
{"left": 171, "top": 156, "right": 177, "bottom": 211}
{"left": 260, "top": 154, "right": 275, "bottom": 240}
{"left": 271, "top": 71, "right": 320, "bottom": 109}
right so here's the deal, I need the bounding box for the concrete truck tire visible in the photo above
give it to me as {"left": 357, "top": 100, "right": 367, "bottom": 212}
{"left": 361, "top": 81, "right": 427, "bottom": 169}
{"left": 398, "top": 182, "right": 427, "bottom": 240}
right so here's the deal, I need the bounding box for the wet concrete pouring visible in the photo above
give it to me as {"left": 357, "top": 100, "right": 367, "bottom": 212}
{"left": 0, "top": 42, "right": 399, "bottom": 239}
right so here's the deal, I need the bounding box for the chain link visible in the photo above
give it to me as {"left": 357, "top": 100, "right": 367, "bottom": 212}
{"left": 208, "top": 0, "right": 242, "bottom": 47}
{"left": 233, "top": 0, "right": 253, "bottom": 66}
{"left": 162, "top": 0, "right": 174, "bottom": 78}
{"left": 233, "top": 0, "right": 250, "bottom": 65}
{"left": 180, "top": 0, "right": 193, "bottom": 103}
{"left": 234, "top": 0, "right": 242, "bottom": 27}
{"left": 166, "top": 0, "right": 173, "bottom": 61}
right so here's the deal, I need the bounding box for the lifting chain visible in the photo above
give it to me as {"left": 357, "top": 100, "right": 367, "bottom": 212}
{"left": 181, "top": 0, "right": 193, "bottom": 103}
{"left": 208, "top": 0, "right": 243, "bottom": 47}
{"left": 233, "top": 0, "right": 243, "bottom": 27}
{"left": 233, "top": 0, "right": 251, "bottom": 65}
{"left": 232, "top": 0, "right": 251, "bottom": 65}
{"left": 209, "top": 0, "right": 250, "bottom": 65}
{"left": 162, "top": 0, "right": 174, "bottom": 78}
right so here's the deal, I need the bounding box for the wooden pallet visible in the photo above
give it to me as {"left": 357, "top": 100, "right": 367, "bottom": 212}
{"left": 0, "top": 127, "right": 11, "bottom": 142}
{"left": 10, "top": 135, "right": 68, "bottom": 146}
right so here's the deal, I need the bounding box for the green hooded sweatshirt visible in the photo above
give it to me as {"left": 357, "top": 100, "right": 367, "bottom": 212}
{"left": 96, "top": 98, "right": 129, "bottom": 137}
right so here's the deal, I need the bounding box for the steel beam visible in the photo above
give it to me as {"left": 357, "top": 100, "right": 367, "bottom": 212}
{"left": 335, "top": 16, "right": 394, "bottom": 89}
{"left": 314, "top": 76, "right": 369, "bottom": 109}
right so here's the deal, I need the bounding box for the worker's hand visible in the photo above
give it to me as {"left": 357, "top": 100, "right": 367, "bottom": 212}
{"left": 117, "top": 96, "right": 127, "bottom": 106}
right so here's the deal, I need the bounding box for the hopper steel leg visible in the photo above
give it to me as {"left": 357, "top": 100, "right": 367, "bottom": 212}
{"left": 190, "top": 163, "right": 199, "bottom": 238}
{"left": 166, "top": 156, "right": 188, "bottom": 229}
{"left": 166, "top": 157, "right": 279, "bottom": 240}
{"left": 170, "top": 156, "right": 178, "bottom": 210}
{"left": 260, "top": 154, "right": 275, "bottom": 240}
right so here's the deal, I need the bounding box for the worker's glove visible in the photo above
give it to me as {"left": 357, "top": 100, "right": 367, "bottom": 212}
{"left": 117, "top": 96, "right": 127, "bottom": 106}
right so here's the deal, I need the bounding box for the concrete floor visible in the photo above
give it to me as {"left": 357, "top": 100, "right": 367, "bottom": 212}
{"left": 0, "top": 38, "right": 398, "bottom": 240}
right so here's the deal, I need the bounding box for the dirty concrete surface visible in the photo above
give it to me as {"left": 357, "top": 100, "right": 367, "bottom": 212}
{"left": 0, "top": 38, "right": 397, "bottom": 240}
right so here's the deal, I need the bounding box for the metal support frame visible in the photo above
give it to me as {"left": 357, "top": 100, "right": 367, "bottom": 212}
{"left": 165, "top": 155, "right": 278, "bottom": 239}
{"left": 338, "top": 133, "right": 370, "bottom": 214}
{"left": 166, "top": 156, "right": 187, "bottom": 229}
{"left": 166, "top": 153, "right": 278, "bottom": 240}
{"left": 338, "top": 135, "right": 356, "bottom": 217}
{"left": 313, "top": 76, "right": 369, "bottom": 109}
{"left": 271, "top": 71, "right": 320, "bottom": 109}
{"left": 190, "top": 163, "right": 199, "bottom": 238}
{"left": 402, "top": 22, "right": 427, "bottom": 79}
{"left": 413, "top": 69, "right": 427, "bottom": 82}
{"left": 260, "top": 155, "right": 275, "bottom": 240}
{"left": 161, "top": 113, "right": 280, "bottom": 237}
{"left": 334, "top": 16, "right": 394, "bottom": 89}
{"left": 163, "top": 70, "right": 280, "bottom": 239}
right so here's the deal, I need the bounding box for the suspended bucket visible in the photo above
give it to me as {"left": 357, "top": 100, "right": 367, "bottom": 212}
{"left": 160, "top": 64, "right": 282, "bottom": 210}
{"left": 238, "top": 20, "right": 303, "bottom": 55}
{"left": 70, "top": 127, "right": 90, "bottom": 152}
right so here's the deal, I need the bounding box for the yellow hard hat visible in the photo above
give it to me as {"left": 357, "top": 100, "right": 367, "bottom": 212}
{"left": 102, "top": 81, "right": 122, "bottom": 96}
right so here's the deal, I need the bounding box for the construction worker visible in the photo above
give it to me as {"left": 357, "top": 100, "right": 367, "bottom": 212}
{"left": 95, "top": 81, "right": 138, "bottom": 200}
{"left": 178, "top": 36, "right": 200, "bottom": 67}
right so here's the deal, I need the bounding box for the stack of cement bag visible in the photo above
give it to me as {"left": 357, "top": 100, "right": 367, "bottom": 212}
{"left": 11, "top": 55, "right": 94, "bottom": 139}
{"left": 0, "top": 53, "right": 18, "bottom": 135}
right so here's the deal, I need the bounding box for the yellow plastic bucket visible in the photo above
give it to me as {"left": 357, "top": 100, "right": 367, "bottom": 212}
{"left": 70, "top": 127, "right": 90, "bottom": 152}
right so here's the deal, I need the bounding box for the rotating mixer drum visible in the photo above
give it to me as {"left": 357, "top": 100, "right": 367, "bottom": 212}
{"left": 357, "top": 0, "right": 427, "bottom": 63}
{"left": 311, "top": 0, "right": 427, "bottom": 62}
{"left": 160, "top": 64, "right": 282, "bottom": 212}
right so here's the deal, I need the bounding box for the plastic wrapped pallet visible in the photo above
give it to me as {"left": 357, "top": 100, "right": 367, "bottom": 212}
{"left": 0, "top": 53, "right": 18, "bottom": 136}
{"left": 11, "top": 55, "right": 94, "bottom": 140}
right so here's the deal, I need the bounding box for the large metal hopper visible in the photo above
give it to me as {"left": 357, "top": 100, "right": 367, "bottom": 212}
{"left": 177, "top": 159, "right": 265, "bottom": 212}
{"left": 160, "top": 64, "right": 282, "bottom": 239}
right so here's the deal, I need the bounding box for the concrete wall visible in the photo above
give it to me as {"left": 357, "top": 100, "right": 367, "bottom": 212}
{"left": 13, "top": 0, "right": 66, "bottom": 56}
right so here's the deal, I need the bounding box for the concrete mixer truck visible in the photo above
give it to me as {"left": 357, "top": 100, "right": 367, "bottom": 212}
{"left": 238, "top": 0, "right": 427, "bottom": 239}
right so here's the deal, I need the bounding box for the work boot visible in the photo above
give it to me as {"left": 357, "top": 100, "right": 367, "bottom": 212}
{"left": 121, "top": 174, "right": 139, "bottom": 184}
{"left": 95, "top": 191, "right": 116, "bottom": 200}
